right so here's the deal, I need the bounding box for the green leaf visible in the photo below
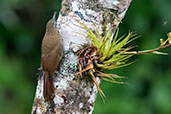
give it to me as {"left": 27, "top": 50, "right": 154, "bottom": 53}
{"left": 99, "top": 29, "right": 113, "bottom": 61}
{"left": 113, "top": 28, "right": 119, "bottom": 44}
{"left": 84, "top": 31, "right": 99, "bottom": 47}
{"left": 110, "top": 32, "right": 133, "bottom": 54}
{"left": 104, "top": 61, "right": 134, "bottom": 70}
{"left": 107, "top": 34, "right": 126, "bottom": 57}
{"left": 102, "top": 78, "right": 126, "bottom": 84}
{"left": 95, "top": 26, "right": 103, "bottom": 48}
{"left": 82, "top": 23, "right": 99, "bottom": 47}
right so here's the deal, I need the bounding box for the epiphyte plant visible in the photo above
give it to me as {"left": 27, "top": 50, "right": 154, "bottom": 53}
{"left": 75, "top": 23, "right": 171, "bottom": 101}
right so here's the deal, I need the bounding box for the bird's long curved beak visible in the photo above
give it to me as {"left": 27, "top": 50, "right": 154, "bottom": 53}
{"left": 53, "top": 11, "right": 57, "bottom": 20}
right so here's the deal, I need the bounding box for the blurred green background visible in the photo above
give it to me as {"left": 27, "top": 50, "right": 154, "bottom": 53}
{"left": 0, "top": 0, "right": 170, "bottom": 114}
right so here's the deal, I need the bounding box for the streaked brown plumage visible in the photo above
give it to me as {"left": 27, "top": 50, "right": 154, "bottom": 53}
{"left": 41, "top": 12, "right": 63, "bottom": 101}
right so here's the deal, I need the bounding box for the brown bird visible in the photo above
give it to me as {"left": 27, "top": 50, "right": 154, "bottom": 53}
{"left": 41, "top": 12, "right": 63, "bottom": 101}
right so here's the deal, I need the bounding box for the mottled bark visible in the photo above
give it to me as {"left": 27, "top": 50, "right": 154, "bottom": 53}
{"left": 31, "top": 0, "right": 132, "bottom": 114}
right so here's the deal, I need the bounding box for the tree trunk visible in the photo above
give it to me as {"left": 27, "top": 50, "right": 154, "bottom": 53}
{"left": 31, "top": 0, "right": 132, "bottom": 114}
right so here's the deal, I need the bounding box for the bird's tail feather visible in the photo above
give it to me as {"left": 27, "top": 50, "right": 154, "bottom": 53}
{"left": 43, "top": 71, "right": 54, "bottom": 101}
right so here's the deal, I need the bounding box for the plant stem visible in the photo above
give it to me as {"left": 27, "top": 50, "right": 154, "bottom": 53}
{"left": 118, "top": 43, "right": 171, "bottom": 55}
